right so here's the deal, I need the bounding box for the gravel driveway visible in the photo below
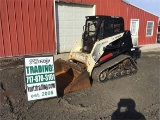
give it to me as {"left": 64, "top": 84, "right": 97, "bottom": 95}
{"left": 0, "top": 49, "right": 159, "bottom": 120}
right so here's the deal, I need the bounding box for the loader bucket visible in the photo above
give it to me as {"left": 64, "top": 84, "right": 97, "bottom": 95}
{"left": 54, "top": 59, "right": 91, "bottom": 95}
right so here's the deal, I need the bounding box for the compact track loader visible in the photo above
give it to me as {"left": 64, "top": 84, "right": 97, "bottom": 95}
{"left": 55, "top": 16, "right": 141, "bottom": 95}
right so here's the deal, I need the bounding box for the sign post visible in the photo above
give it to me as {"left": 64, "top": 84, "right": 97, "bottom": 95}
{"left": 24, "top": 56, "right": 57, "bottom": 101}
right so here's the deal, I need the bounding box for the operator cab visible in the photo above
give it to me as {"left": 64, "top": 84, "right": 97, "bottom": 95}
{"left": 82, "top": 16, "right": 124, "bottom": 53}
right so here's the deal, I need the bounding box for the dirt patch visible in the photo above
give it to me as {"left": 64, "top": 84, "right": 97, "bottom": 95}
{"left": 0, "top": 58, "right": 24, "bottom": 70}
{"left": 0, "top": 52, "right": 160, "bottom": 120}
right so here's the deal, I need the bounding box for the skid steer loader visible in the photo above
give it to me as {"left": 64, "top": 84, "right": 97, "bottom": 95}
{"left": 55, "top": 16, "right": 141, "bottom": 95}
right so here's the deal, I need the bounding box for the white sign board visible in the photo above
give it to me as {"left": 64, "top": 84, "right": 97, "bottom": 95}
{"left": 24, "top": 56, "right": 57, "bottom": 101}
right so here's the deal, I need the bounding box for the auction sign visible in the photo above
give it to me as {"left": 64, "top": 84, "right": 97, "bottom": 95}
{"left": 24, "top": 56, "right": 57, "bottom": 101}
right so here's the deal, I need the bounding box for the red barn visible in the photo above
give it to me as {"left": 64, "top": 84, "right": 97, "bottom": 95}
{"left": 0, "top": 0, "right": 159, "bottom": 57}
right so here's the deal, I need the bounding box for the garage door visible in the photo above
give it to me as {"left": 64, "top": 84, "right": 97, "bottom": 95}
{"left": 55, "top": 3, "right": 95, "bottom": 53}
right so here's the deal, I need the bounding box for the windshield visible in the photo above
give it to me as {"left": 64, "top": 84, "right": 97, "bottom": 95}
{"left": 86, "top": 20, "right": 98, "bottom": 36}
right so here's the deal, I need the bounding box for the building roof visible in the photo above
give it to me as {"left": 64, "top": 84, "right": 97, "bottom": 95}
{"left": 122, "top": 0, "right": 159, "bottom": 17}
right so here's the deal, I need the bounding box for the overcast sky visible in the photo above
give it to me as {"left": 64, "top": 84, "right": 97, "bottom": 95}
{"left": 127, "top": 0, "right": 160, "bottom": 17}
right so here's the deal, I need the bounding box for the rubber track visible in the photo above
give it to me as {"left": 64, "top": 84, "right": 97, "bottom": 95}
{"left": 92, "top": 55, "right": 138, "bottom": 82}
